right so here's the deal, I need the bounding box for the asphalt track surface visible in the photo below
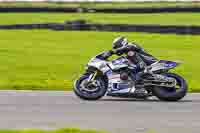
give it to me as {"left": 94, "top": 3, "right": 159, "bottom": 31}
{"left": 0, "top": 91, "right": 200, "bottom": 133}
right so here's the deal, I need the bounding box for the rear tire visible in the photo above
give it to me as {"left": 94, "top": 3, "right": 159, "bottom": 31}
{"left": 152, "top": 73, "right": 188, "bottom": 101}
{"left": 73, "top": 74, "right": 107, "bottom": 100}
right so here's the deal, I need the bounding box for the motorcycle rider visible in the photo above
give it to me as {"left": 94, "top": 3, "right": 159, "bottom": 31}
{"left": 98, "top": 36, "right": 158, "bottom": 94}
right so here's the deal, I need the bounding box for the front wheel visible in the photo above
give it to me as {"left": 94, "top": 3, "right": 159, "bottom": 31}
{"left": 73, "top": 74, "right": 107, "bottom": 100}
{"left": 152, "top": 73, "right": 188, "bottom": 101}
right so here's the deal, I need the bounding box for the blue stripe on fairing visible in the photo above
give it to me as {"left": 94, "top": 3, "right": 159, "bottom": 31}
{"left": 159, "top": 60, "right": 178, "bottom": 68}
{"left": 105, "top": 69, "right": 112, "bottom": 75}
{"left": 111, "top": 83, "right": 129, "bottom": 91}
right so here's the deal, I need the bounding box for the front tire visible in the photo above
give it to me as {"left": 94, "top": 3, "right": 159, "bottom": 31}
{"left": 152, "top": 73, "right": 188, "bottom": 101}
{"left": 73, "top": 74, "right": 107, "bottom": 100}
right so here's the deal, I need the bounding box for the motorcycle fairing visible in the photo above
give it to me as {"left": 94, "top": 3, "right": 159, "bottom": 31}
{"left": 108, "top": 56, "right": 129, "bottom": 70}
{"left": 159, "top": 60, "right": 179, "bottom": 68}
{"left": 87, "top": 58, "right": 111, "bottom": 74}
{"left": 149, "top": 60, "right": 180, "bottom": 73}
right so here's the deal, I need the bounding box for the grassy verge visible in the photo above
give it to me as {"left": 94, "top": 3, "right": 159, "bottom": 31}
{"left": 0, "top": 13, "right": 200, "bottom": 26}
{"left": 0, "top": 30, "right": 199, "bottom": 92}
{"left": 0, "top": 2, "right": 200, "bottom": 8}
{"left": 0, "top": 128, "right": 106, "bottom": 133}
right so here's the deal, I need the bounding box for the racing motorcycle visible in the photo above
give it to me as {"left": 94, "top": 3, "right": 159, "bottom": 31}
{"left": 73, "top": 50, "right": 188, "bottom": 101}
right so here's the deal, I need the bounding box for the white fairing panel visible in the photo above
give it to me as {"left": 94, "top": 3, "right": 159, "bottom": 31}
{"left": 87, "top": 58, "right": 110, "bottom": 73}
{"left": 108, "top": 62, "right": 128, "bottom": 70}
{"left": 108, "top": 57, "right": 129, "bottom": 70}
{"left": 149, "top": 61, "right": 167, "bottom": 72}
{"left": 106, "top": 71, "right": 132, "bottom": 93}
{"left": 87, "top": 56, "right": 133, "bottom": 94}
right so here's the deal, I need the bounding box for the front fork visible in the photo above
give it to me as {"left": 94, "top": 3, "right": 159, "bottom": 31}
{"left": 87, "top": 70, "right": 98, "bottom": 82}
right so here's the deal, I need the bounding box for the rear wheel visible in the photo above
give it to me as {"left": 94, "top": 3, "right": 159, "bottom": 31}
{"left": 152, "top": 73, "right": 188, "bottom": 101}
{"left": 73, "top": 74, "right": 107, "bottom": 100}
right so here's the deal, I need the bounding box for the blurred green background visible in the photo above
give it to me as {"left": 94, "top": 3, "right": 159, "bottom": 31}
{"left": 0, "top": 2, "right": 199, "bottom": 91}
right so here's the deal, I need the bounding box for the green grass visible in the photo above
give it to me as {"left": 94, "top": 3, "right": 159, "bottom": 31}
{"left": 0, "top": 13, "right": 200, "bottom": 26}
{"left": 1, "top": 2, "right": 200, "bottom": 8}
{"left": 0, "top": 30, "right": 199, "bottom": 92}
{"left": 0, "top": 128, "right": 106, "bottom": 133}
